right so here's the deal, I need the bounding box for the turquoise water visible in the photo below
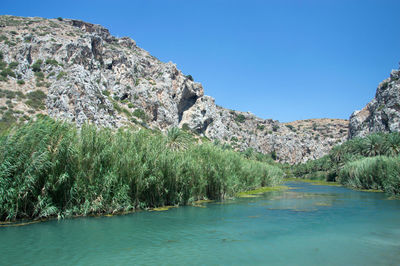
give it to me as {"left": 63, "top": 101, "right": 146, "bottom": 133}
{"left": 1, "top": 182, "right": 400, "bottom": 266}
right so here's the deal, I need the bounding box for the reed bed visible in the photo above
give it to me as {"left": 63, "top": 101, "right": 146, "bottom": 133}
{"left": 0, "top": 117, "right": 283, "bottom": 221}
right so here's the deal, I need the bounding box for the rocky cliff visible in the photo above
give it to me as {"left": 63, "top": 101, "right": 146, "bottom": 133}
{"left": 0, "top": 15, "right": 348, "bottom": 163}
{"left": 349, "top": 70, "right": 400, "bottom": 138}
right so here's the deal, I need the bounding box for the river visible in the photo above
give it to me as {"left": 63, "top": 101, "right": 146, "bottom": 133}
{"left": 1, "top": 181, "right": 400, "bottom": 265}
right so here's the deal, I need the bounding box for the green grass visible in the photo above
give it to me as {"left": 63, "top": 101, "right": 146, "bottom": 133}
{"left": 0, "top": 117, "right": 284, "bottom": 221}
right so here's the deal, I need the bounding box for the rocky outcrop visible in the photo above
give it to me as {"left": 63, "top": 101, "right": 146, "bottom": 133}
{"left": 0, "top": 15, "right": 349, "bottom": 164}
{"left": 349, "top": 70, "right": 400, "bottom": 138}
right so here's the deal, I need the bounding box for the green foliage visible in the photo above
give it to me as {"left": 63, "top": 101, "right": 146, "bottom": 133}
{"left": 56, "top": 71, "right": 67, "bottom": 80}
{"left": 34, "top": 71, "right": 45, "bottom": 80}
{"left": 102, "top": 90, "right": 110, "bottom": 96}
{"left": 286, "top": 124, "right": 294, "bottom": 131}
{"left": 133, "top": 108, "right": 147, "bottom": 120}
{"left": 45, "top": 58, "right": 58, "bottom": 66}
{"left": 4, "top": 40, "right": 16, "bottom": 47}
{"left": 381, "top": 81, "right": 389, "bottom": 90}
{"left": 57, "top": 17, "right": 63, "bottom": 21}
{"left": 292, "top": 132, "right": 400, "bottom": 195}
{"left": 0, "top": 60, "right": 6, "bottom": 70}
{"left": 312, "top": 123, "right": 317, "bottom": 130}
{"left": 0, "top": 110, "right": 17, "bottom": 133}
{"left": 1, "top": 68, "right": 16, "bottom": 78}
{"left": 127, "top": 103, "right": 134, "bottom": 108}
{"left": 24, "top": 35, "right": 33, "bottom": 43}
{"left": 272, "top": 125, "right": 279, "bottom": 132}
{"left": 8, "top": 62, "right": 18, "bottom": 69}
{"left": 166, "top": 127, "right": 191, "bottom": 151}
{"left": 31, "top": 60, "right": 43, "bottom": 72}
{"left": 256, "top": 124, "right": 265, "bottom": 131}
{"left": 112, "top": 101, "right": 122, "bottom": 113}
{"left": 338, "top": 156, "right": 400, "bottom": 195}
{"left": 0, "top": 117, "right": 284, "bottom": 221}
{"left": 25, "top": 90, "right": 46, "bottom": 110}
{"left": 121, "top": 108, "right": 132, "bottom": 118}
{"left": 234, "top": 114, "right": 246, "bottom": 123}
{"left": 0, "top": 89, "right": 16, "bottom": 99}
{"left": 186, "top": 74, "right": 194, "bottom": 81}
{"left": 181, "top": 123, "right": 190, "bottom": 131}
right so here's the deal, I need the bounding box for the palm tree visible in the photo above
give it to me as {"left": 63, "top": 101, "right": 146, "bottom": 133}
{"left": 166, "top": 127, "right": 191, "bottom": 151}
{"left": 385, "top": 133, "right": 400, "bottom": 156}
{"left": 330, "top": 146, "right": 345, "bottom": 164}
{"left": 362, "top": 134, "right": 386, "bottom": 157}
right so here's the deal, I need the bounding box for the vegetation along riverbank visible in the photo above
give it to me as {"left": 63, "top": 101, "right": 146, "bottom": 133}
{"left": 289, "top": 132, "right": 400, "bottom": 196}
{"left": 0, "top": 116, "right": 283, "bottom": 221}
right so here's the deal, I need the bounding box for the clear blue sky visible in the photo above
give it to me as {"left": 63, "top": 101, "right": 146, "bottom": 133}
{"left": 3, "top": 0, "right": 400, "bottom": 122}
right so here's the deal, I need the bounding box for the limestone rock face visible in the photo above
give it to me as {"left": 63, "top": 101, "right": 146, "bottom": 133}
{"left": 349, "top": 70, "right": 400, "bottom": 138}
{"left": 0, "top": 15, "right": 349, "bottom": 164}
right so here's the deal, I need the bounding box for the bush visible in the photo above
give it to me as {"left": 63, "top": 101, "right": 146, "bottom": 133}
{"left": 8, "top": 62, "right": 18, "bottom": 69}
{"left": 133, "top": 108, "right": 147, "bottom": 120}
{"left": 1, "top": 68, "right": 15, "bottom": 78}
{"left": 234, "top": 114, "right": 246, "bottom": 123}
{"left": 17, "top": 79, "right": 25, "bottom": 85}
{"left": 286, "top": 124, "right": 294, "bottom": 131}
{"left": 25, "top": 90, "right": 46, "bottom": 110}
{"left": 0, "top": 61, "right": 6, "bottom": 70}
{"left": 31, "top": 60, "right": 43, "bottom": 72}
{"left": 45, "top": 58, "right": 58, "bottom": 66}
{"left": 34, "top": 71, "right": 45, "bottom": 80}
{"left": 256, "top": 124, "right": 265, "bottom": 131}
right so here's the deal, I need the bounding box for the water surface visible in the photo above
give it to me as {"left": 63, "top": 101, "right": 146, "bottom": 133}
{"left": 1, "top": 182, "right": 400, "bottom": 265}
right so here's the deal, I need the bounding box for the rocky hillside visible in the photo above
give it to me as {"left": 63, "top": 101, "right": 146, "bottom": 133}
{"left": 0, "top": 15, "right": 348, "bottom": 164}
{"left": 349, "top": 70, "right": 400, "bottom": 138}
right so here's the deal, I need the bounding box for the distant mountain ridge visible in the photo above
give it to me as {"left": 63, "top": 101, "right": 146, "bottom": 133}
{"left": 0, "top": 15, "right": 351, "bottom": 163}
